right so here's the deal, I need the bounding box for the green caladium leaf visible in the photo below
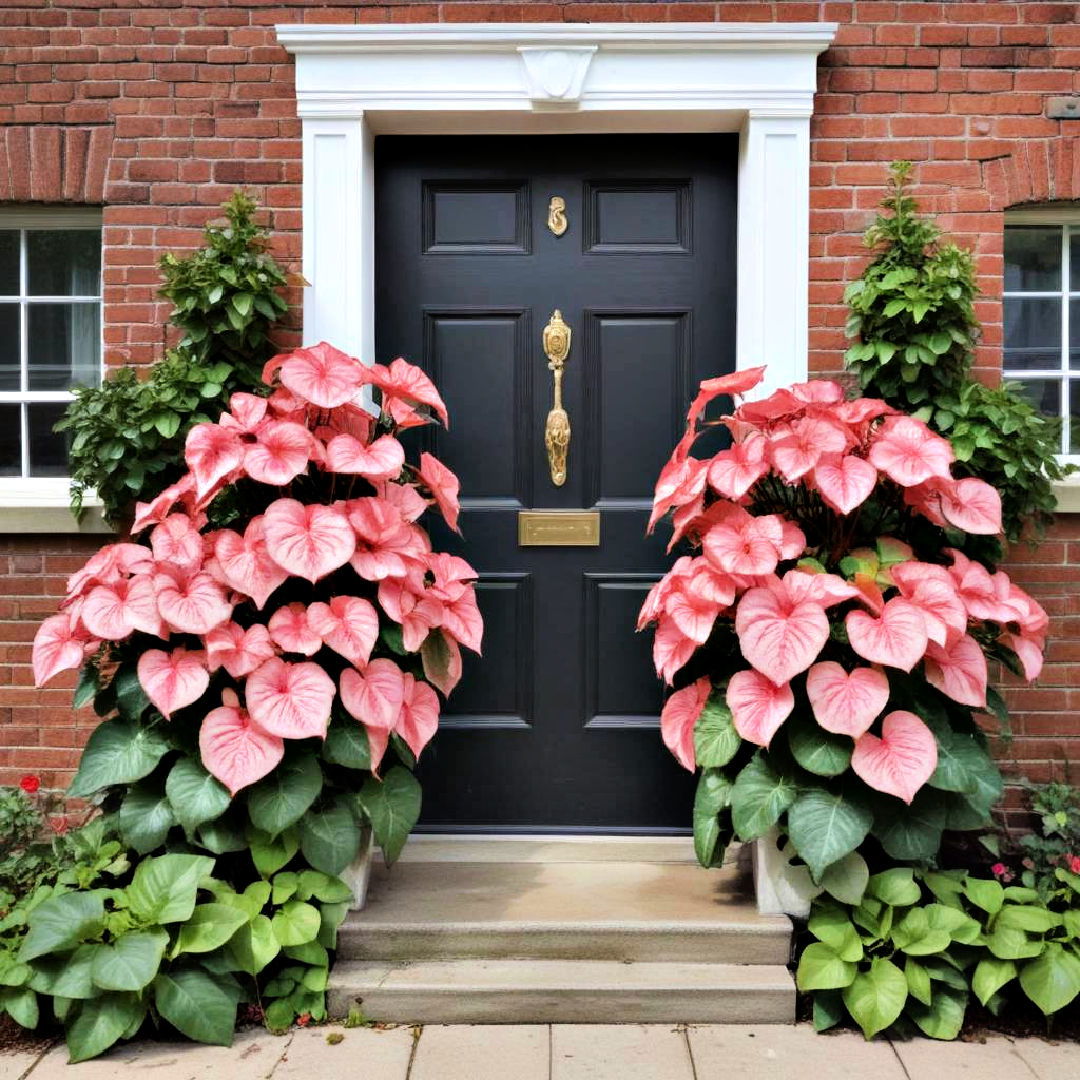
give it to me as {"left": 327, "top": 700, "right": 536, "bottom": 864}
{"left": 1, "top": 987, "right": 38, "bottom": 1029}
{"left": 27, "top": 944, "right": 97, "bottom": 999}
{"left": 730, "top": 754, "right": 797, "bottom": 842}
{"left": 842, "top": 958, "right": 908, "bottom": 1039}
{"left": 153, "top": 969, "right": 236, "bottom": 1045}
{"left": 867, "top": 868, "right": 920, "bottom": 908}
{"left": 972, "top": 957, "right": 1017, "bottom": 1006}
{"left": 68, "top": 718, "right": 172, "bottom": 797}
{"left": 165, "top": 758, "right": 231, "bottom": 833}
{"left": 908, "top": 985, "right": 968, "bottom": 1040}
{"left": 127, "top": 854, "right": 215, "bottom": 925}
{"left": 271, "top": 901, "right": 321, "bottom": 948}
{"left": 871, "top": 789, "right": 946, "bottom": 862}
{"left": 1019, "top": 943, "right": 1080, "bottom": 1015}
{"left": 323, "top": 721, "right": 372, "bottom": 771}
{"left": 787, "top": 713, "right": 851, "bottom": 777}
{"left": 694, "top": 694, "right": 741, "bottom": 768}
{"left": 247, "top": 753, "right": 323, "bottom": 837}
{"left": 925, "top": 904, "right": 980, "bottom": 944}
{"left": 984, "top": 926, "right": 1045, "bottom": 962}
{"left": 296, "top": 871, "right": 353, "bottom": 905}
{"left": 65, "top": 992, "right": 144, "bottom": 1063}
{"left": 249, "top": 825, "right": 299, "bottom": 878}
{"left": 786, "top": 785, "right": 873, "bottom": 881}
{"left": 358, "top": 766, "right": 422, "bottom": 865}
{"left": 891, "top": 909, "right": 951, "bottom": 957}
{"left": 693, "top": 769, "right": 733, "bottom": 869}
{"left": 224, "top": 915, "right": 279, "bottom": 975}
{"left": 905, "top": 957, "right": 932, "bottom": 1007}
{"left": 90, "top": 929, "right": 168, "bottom": 992}
{"left": 812, "top": 989, "right": 846, "bottom": 1032}
{"left": 299, "top": 797, "right": 363, "bottom": 876}
{"left": 20, "top": 891, "right": 106, "bottom": 962}
{"left": 963, "top": 877, "right": 1004, "bottom": 916}
{"left": 808, "top": 902, "right": 864, "bottom": 962}
{"left": 118, "top": 784, "right": 176, "bottom": 855}
{"left": 796, "top": 943, "right": 856, "bottom": 991}
{"left": 996, "top": 905, "right": 1062, "bottom": 935}
{"left": 819, "top": 850, "right": 869, "bottom": 906}
{"left": 174, "top": 904, "right": 249, "bottom": 956}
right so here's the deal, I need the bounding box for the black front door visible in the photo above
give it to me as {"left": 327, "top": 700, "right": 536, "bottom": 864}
{"left": 375, "top": 135, "right": 737, "bottom": 831}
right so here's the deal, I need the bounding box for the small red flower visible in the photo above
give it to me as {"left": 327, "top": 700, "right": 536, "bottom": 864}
{"left": 1067, "top": 854, "right": 1080, "bottom": 875}
{"left": 990, "top": 862, "right": 1007, "bottom": 878}
{"left": 19, "top": 775, "right": 40, "bottom": 794}
{"left": 296, "top": 1013, "right": 311, "bottom": 1027}
{"left": 47, "top": 816, "right": 69, "bottom": 835}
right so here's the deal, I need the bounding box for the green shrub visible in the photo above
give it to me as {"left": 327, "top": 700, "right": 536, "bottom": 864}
{"left": 844, "top": 161, "right": 1069, "bottom": 545}
{"left": 58, "top": 191, "right": 288, "bottom": 527}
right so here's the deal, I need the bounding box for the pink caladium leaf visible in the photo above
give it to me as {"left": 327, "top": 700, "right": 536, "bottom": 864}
{"left": 421, "top": 630, "right": 463, "bottom": 697}
{"left": 889, "top": 563, "right": 966, "bottom": 647}
{"left": 664, "top": 586, "right": 721, "bottom": 645}
{"left": 154, "top": 569, "right": 233, "bottom": 636}
{"left": 937, "top": 477, "right": 1003, "bottom": 536}
{"left": 398, "top": 674, "right": 440, "bottom": 760}
{"left": 378, "top": 579, "right": 445, "bottom": 652}
{"left": 440, "top": 592, "right": 484, "bottom": 655}
{"left": 32, "top": 613, "right": 94, "bottom": 688}
{"left": 325, "top": 433, "right": 406, "bottom": 482}
{"left": 782, "top": 570, "right": 859, "bottom": 608}
{"left": 132, "top": 475, "right": 196, "bottom": 534}
{"left": 812, "top": 454, "right": 877, "bottom": 515}
{"left": 727, "top": 669, "right": 794, "bottom": 748}
{"left": 769, "top": 417, "right": 848, "bottom": 483}
{"left": 205, "top": 621, "right": 275, "bottom": 679}
{"left": 340, "top": 659, "right": 407, "bottom": 774}
{"left": 66, "top": 543, "right": 154, "bottom": 597}
{"left": 268, "top": 602, "right": 323, "bottom": 657}
{"left": 846, "top": 597, "right": 929, "bottom": 673}
{"left": 279, "top": 341, "right": 365, "bottom": 408}
{"left": 851, "top": 710, "right": 938, "bottom": 804}
{"left": 1000, "top": 631, "right": 1044, "bottom": 682}
{"left": 707, "top": 436, "right": 769, "bottom": 500}
{"left": 653, "top": 618, "right": 698, "bottom": 684}
{"left": 362, "top": 357, "right": 450, "bottom": 427}
{"left": 734, "top": 581, "right": 830, "bottom": 685}
{"left": 220, "top": 392, "right": 268, "bottom": 433}
{"left": 214, "top": 518, "right": 289, "bottom": 610}
{"left": 185, "top": 423, "right": 245, "bottom": 501}
{"left": 81, "top": 576, "right": 163, "bottom": 641}
{"left": 199, "top": 690, "right": 285, "bottom": 795}
{"left": 417, "top": 452, "right": 461, "bottom": 533}
{"left": 243, "top": 421, "right": 314, "bottom": 486}
{"left": 660, "top": 676, "right": 711, "bottom": 771}
{"left": 703, "top": 510, "right": 786, "bottom": 577}
{"left": 307, "top": 596, "right": 379, "bottom": 669}
{"left": 150, "top": 514, "right": 204, "bottom": 571}
{"left": 245, "top": 657, "right": 335, "bottom": 740}
{"left": 685, "top": 365, "right": 766, "bottom": 428}
{"left": 868, "top": 416, "right": 954, "bottom": 488}
{"left": 648, "top": 455, "right": 708, "bottom": 533}
{"left": 263, "top": 498, "right": 356, "bottom": 583}
{"left": 924, "top": 633, "right": 988, "bottom": 708}
{"left": 805, "top": 662, "right": 890, "bottom": 738}
{"left": 137, "top": 647, "right": 209, "bottom": 719}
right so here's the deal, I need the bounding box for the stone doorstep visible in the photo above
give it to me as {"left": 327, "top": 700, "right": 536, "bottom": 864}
{"left": 328, "top": 959, "right": 796, "bottom": 1025}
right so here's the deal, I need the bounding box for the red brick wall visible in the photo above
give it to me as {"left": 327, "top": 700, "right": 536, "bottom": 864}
{"left": 2, "top": 0, "right": 1079, "bottom": 797}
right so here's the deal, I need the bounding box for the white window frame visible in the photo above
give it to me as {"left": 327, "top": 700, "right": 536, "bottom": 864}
{"left": 1004, "top": 207, "right": 1080, "bottom": 464}
{"left": 0, "top": 206, "right": 104, "bottom": 508}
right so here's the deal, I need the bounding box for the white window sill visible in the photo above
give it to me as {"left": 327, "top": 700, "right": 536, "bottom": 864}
{"left": 1052, "top": 477, "right": 1080, "bottom": 514}
{"left": 0, "top": 480, "right": 111, "bottom": 534}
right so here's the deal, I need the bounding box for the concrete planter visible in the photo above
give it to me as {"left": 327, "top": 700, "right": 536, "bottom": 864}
{"left": 341, "top": 825, "right": 375, "bottom": 910}
{"left": 752, "top": 827, "right": 819, "bottom": 919}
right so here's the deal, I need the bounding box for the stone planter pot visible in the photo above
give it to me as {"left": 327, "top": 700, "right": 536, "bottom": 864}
{"left": 341, "top": 825, "right": 374, "bottom": 911}
{"left": 752, "top": 826, "right": 819, "bottom": 919}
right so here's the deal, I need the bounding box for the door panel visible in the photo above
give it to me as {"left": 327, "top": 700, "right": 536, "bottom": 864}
{"left": 375, "top": 135, "right": 737, "bottom": 831}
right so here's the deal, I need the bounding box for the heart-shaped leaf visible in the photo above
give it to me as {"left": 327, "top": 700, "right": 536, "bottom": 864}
{"left": 852, "top": 711, "right": 938, "bottom": 804}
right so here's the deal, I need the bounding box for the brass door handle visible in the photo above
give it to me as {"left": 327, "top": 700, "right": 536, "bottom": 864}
{"left": 542, "top": 309, "right": 571, "bottom": 486}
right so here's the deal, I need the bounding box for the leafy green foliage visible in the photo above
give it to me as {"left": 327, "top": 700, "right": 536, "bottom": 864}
{"left": 798, "top": 864, "right": 1080, "bottom": 1040}
{"left": 844, "top": 161, "right": 1069, "bottom": 544}
{"left": 1016, "top": 781, "right": 1080, "bottom": 898}
{"left": 58, "top": 191, "right": 288, "bottom": 525}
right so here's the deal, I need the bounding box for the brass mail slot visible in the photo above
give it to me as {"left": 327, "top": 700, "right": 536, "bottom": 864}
{"left": 518, "top": 510, "right": 600, "bottom": 547}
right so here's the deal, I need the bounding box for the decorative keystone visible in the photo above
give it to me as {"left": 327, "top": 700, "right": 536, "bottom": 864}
{"left": 517, "top": 46, "right": 598, "bottom": 109}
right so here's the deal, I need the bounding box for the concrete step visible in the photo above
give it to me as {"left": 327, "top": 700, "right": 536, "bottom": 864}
{"left": 328, "top": 958, "right": 795, "bottom": 1024}
{"left": 337, "top": 858, "right": 791, "bottom": 965}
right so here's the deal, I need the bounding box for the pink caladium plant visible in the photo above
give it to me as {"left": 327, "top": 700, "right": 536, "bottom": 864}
{"left": 640, "top": 366, "right": 1046, "bottom": 879}
{"left": 34, "top": 342, "right": 481, "bottom": 868}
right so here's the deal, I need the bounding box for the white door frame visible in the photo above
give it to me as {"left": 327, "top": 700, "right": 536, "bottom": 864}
{"left": 277, "top": 22, "right": 836, "bottom": 400}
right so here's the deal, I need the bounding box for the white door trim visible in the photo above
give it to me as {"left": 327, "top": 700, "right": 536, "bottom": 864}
{"left": 277, "top": 22, "right": 836, "bottom": 399}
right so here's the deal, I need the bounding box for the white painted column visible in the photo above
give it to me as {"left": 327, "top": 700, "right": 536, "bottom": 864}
{"left": 736, "top": 111, "right": 812, "bottom": 397}
{"left": 301, "top": 113, "right": 375, "bottom": 365}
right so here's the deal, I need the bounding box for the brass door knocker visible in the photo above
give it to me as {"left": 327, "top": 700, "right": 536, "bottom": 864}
{"left": 547, "top": 196, "right": 568, "bottom": 237}
{"left": 542, "top": 309, "right": 572, "bottom": 486}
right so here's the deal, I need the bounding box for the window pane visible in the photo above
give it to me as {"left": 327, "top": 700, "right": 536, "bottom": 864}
{"left": 1072, "top": 382, "right": 1080, "bottom": 455}
{"left": 0, "top": 303, "right": 20, "bottom": 390}
{"left": 26, "top": 303, "right": 100, "bottom": 390}
{"left": 0, "top": 232, "right": 18, "bottom": 296}
{"left": 1011, "top": 377, "right": 1061, "bottom": 422}
{"left": 1072, "top": 298, "right": 1080, "bottom": 370}
{"left": 0, "top": 405, "right": 20, "bottom": 477}
{"left": 1003, "top": 297, "right": 1062, "bottom": 370}
{"left": 27, "top": 403, "right": 69, "bottom": 478}
{"left": 26, "top": 230, "right": 100, "bottom": 297}
{"left": 1072, "top": 230, "right": 1080, "bottom": 293}
{"left": 1005, "top": 226, "right": 1061, "bottom": 292}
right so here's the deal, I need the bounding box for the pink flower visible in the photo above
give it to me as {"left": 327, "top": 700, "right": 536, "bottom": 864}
{"left": 48, "top": 816, "right": 69, "bottom": 835}
{"left": 19, "top": 775, "right": 40, "bottom": 794}
{"left": 991, "top": 863, "right": 1008, "bottom": 878}
{"left": 1067, "top": 854, "right": 1080, "bottom": 875}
